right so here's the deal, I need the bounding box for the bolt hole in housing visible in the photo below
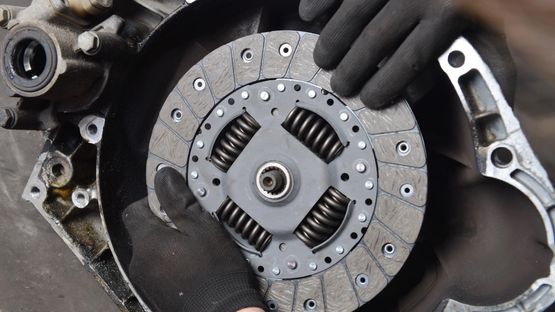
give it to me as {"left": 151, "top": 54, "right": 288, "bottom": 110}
{"left": 448, "top": 50, "right": 466, "bottom": 68}
{"left": 30, "top": 186, "right": 41, "bottom": 199}
{"left": 147, "top": 32, "right": 428, "bottom": 310}
{"left": 492, "top": 146, "right": 514, "bottom": 168}
{"left": 51, "top": 163, "right": 65, "bottom": 178}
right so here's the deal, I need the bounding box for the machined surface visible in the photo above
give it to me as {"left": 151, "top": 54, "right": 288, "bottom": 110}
{"left": 147, "top": 31, "right": 428, "bottom": 310}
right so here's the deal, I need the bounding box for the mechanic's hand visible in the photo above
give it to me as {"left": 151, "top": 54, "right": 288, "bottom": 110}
{"left": 299, "top": 0, "right": 466, "bottom": 108}
{"left": 123, "top": 167, "right": 266, "bottom": 312}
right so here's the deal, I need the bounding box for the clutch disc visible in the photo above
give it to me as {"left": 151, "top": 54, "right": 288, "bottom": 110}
{"left": 146, "top": 31, "right": 428, "bottom": 311}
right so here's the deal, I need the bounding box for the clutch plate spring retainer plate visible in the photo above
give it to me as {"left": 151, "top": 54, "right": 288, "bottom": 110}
{"left": 147, "top": 31, "right": 428, "bottom": 311}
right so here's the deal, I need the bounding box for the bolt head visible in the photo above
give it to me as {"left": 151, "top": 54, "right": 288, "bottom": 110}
{"left": 78, "top": 31, "right": 100, "bottom": 54}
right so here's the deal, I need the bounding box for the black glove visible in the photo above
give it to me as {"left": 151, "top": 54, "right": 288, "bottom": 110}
{"left": 123, "top": 167, "right": 266, "bottom": 312}
{"left": 299, "top": 0, "right": 466, "bottom": 108}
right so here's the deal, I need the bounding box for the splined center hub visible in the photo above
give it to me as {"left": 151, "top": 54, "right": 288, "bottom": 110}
{"left": 147, "top": 31, "right": 428, "bottom": 311}
{"left": 256, "top": 162, "right": 293, "bottom": 201}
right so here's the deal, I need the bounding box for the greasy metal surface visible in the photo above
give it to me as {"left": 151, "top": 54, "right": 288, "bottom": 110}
{"left": 147, "top": 31, "right": 428, "bottom": 311}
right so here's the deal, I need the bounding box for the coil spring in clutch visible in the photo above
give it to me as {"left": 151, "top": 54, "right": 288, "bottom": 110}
{"left": 295, "top": 188, "right": 350, "bottom": 248}
{"left": 212, "top": 113, "right": 260, "bottom": 172}
{"left": 218, "top": 197, "right": 272, "bottom": 252}
{"left": 283, "top": 107, "right": 344, "bottom": 163}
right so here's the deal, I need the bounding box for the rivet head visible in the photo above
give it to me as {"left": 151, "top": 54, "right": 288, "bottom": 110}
{"left": 287, "top": 261, "right": 297, "bottom": 270}
{"left": 190, "top": 171, "right": 199, "bottom": 179}
{"left": 196, "top": 141, "right": 205, "bottom": 149}
{"left": 309, "top": 262, "right": 317, "bottom": 271}
{"left": 272, "top": 267, "right": 281, "bottom": 275}
{"left": 365, "top": 180, "right": 374, "bottom": 190}
{"left": 260, "top": 91, "right": 270, "bottom": 101}
{"left": 277, "top": 84, "right": 286, "bottom": 92}
{"left": 197, "top": 188, "right": 207, "bottom": 197}
{"left": 358, "top": 213, "right": 367, "bottom": 222}
{"left": 336, "top": 246, "right": 344, "bottom": 254}
{"left": 358, "top": 141, "right": 367, "bottom": 150}
{"left": 193, "top": 78, "right": 206, "bottom": 91}
{"left": 355, "top": 162, "right": 366, "bottom": 173}
{"left": 340, "top": 112, "right": 349, "bottom": 121}
{"left": 308, "top": 90, "right": 317, "bottom": 98}
{"left": 216, "top": 109, "right": 224, "bottom": 117}
{"left": 241, "top": 91, "right": 250, "bottom": 99}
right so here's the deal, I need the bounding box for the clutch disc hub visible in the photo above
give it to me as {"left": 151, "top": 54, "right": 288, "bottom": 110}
{"left": 147, "top": 31, "right": 428, "bottom": 311}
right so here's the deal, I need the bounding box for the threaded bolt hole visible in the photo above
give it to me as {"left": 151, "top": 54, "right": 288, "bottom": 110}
{"left": 51, "top": 163, "right": 65, "bottom": 178}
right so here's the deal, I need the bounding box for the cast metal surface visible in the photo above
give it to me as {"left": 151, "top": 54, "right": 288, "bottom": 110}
{"left": 436, "top": 38, "right": 555, "bottom": 312}
{"left": 146, "top": 31, "right": 428, "bottom": 310}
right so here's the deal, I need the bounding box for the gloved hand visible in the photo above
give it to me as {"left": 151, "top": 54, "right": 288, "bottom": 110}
{"left": 299, "top": 0, "right": 467, "bottom": 108}
{"left": 123, "top": 167, "right": 266, "bottom": 312}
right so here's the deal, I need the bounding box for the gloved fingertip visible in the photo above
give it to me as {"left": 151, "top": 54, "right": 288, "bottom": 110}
{"left": 299, "top": 7, "right": 317, "bottom": 22}
{"left": 330, "top": 73, "right": 357, "bottom": 98}
{"left": 361, "top": 89, "right": 395, "bottom": 110}
{"left": 155, "top": 167, "right": 194, "bottom": 207}
{"left": 313, "top": 47, "right": 337, "bottom": 70}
